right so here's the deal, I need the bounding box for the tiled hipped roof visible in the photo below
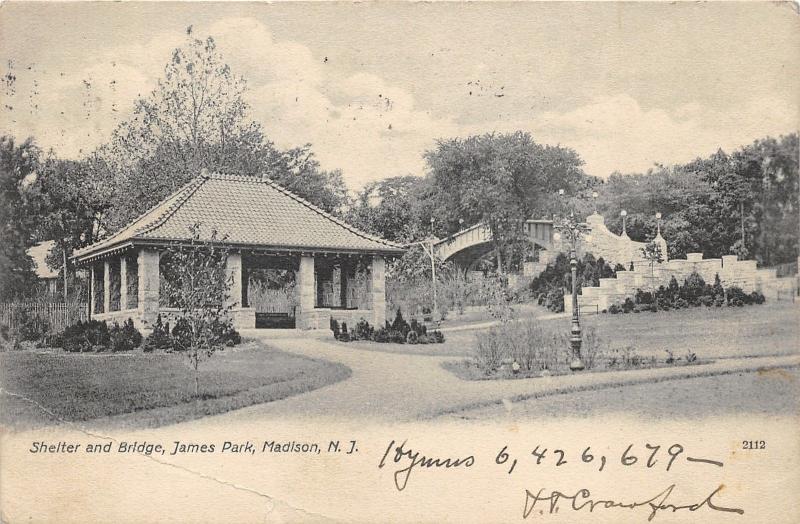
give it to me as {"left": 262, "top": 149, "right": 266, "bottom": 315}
{"left": 73, "top": 173, "right": 404, "bottom": 262}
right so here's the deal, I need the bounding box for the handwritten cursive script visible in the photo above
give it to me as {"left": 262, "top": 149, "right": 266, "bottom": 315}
{"left": 378, "top": 439, "right": 475, "bottom": 491}
{"left": 523, "top": 484, "right": 744, "bottom": 521}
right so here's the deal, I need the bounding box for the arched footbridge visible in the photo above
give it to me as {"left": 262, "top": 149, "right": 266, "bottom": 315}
{"left": 433, "top": 219, "right": 556, "bottom": 268}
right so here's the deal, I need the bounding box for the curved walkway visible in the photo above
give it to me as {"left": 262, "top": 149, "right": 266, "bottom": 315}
{"left": 197, "top": 330, "right": 800, "bottom": 425}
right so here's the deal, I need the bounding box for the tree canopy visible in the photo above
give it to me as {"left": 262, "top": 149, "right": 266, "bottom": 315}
{"left": 597, "top": 134, "right": 799, "bottom": 265}
{"left": 99, "top": 34, "right": 347, "bottom": 231}
{"left": 423, "top": 131, "right": 590, "bottom": 272}
{"left": 0, "top": 136, "right": 39, "bottom": 300}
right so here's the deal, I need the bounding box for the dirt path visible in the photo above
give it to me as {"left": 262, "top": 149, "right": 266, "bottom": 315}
{"left": 190, "top": 331, "right": 800, "bottom": 425}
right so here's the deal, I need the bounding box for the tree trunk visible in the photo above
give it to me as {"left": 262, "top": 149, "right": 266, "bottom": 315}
{"left": 193, "top": 354, "right": 200, "bottom": 398}
{"left": 63, "top": 246, "right": 69, "bottom": 303}
{"left": 495, "top": 247, "right": 504, "bottom": 275}
{"left": 740, "top": 200, "right": 745, "bottom": 251}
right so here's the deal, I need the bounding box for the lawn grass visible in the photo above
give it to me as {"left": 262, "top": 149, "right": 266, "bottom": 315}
{"left": 442, "top": 355, "right": 709, "bottom": 381}
{"left": 0, "top": 340, "right": 350, "bottom": 429}
{"left": 560, "top": 302, "right": 800, "bottom": 359}
{"left": 358, "top": 302, "right": 798, "bottom": 360}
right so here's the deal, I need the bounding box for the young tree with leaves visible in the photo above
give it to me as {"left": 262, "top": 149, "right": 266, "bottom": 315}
{"left": 640, "top": 240, "right": 665, "bottom": 307}
{"left": 159, "top": 223, "right": 233, "bottom": 397}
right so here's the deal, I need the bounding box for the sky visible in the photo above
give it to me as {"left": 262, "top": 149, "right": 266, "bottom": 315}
{"left": 1, "top": 2, "right": 798, "bottom": 188}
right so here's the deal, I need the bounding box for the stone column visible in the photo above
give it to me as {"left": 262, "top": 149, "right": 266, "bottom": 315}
{"left": 119, "top": 256, "right": 128, "bottom": 310}
{"left": 90, "top": 264, "right": 97, "bottom": 315}
{"left": 225, "top": 252, "right": 243, "bottom": 309}
{"left": 371, "top": 255, "right": 386, "bottom": 328}
{"left": 224, "top": 252, "right": 254, "bottom": 329}
{"left": 102, "top": 259, "right": 111, "bottom": 315}
{"left": 138, "top": 248, "right": 160, "bottom": 329}
{"left": 297, "top": 255, "right": 316, "bottom": 329}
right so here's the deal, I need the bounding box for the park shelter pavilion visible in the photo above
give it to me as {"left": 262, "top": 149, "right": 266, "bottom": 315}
{"left": 72, "top": 172, "right": 405, "bottom": 331}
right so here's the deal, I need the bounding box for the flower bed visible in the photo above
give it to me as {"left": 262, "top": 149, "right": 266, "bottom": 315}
{"left": 605, "top": 272, "right": 765, "bottom": 314}
{"left": 330, "top": 310, "right": 445, "bottom": 344}
{"left": 443, "top": 319, "right": 705, "bottom": 380}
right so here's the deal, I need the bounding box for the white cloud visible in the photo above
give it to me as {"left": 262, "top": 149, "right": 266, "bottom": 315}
{"left": 2, "top": 17, "right": 796, "bottom": 188}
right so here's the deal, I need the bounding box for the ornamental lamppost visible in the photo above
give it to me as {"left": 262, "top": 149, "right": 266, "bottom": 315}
{"left": 620, "top": 209, "right": 628, "bottom": 236}
{"left": 655, "top": 212, "right": 662, "bottom": 236}
{"left": 592, "top": 191, "right": 599, "bottom": 214}
{"left": 553, "top": 210, "right": 592, "bottom": 371}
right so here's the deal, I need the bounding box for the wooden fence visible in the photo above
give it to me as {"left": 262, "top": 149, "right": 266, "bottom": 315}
{"left": 0, "top": 302, "right": 88, "bottom": 333}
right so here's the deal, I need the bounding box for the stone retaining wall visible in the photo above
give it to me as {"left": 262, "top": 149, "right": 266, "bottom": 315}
{"left": 565, "top": 253, "right": 797, "bottom": 315}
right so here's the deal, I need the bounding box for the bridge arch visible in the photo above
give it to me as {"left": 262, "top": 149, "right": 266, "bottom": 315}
{"left": 433, "top": 220, "right": 555, "bottom": 269}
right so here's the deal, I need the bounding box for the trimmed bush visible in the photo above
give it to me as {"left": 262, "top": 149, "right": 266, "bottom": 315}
{"left": 352, "top": 318, "right": 374, "bottom": 341}
{"left": 144, "top": 315, "right": 171, "bottom": 352}
{"left": 109, "top": 319, "right": 143, "bottom": 352}
{"left": 334, "top": 317, "right": 444, "bottom": 344}
{"left": 58, "top": 319, "right": 128, "bottom": 353}
{"left": 605, "top": 271, "right": 766, "bottom": 315}
{"left": 339, "top": 322, "right": 351, "bottom": 342}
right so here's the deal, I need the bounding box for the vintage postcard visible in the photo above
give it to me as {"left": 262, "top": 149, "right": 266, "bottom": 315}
{"left": 1, "top": 1, "right": 798, "bottom": 522}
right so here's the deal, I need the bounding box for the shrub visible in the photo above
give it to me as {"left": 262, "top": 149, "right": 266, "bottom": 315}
{"left": 750, "top": 291, "right": 766, "bottom": 305}
{"left": 389, "top": 329, "right": 406, "bottom": 343}
{"left": 712, "top": 273, "right": 725, "bottom": 299}
{"left": 109, "top": 319, "right": 142, "bottom": 352}
{"left": 674, "top": 298, "right": 689, "bottom": 309}
{"left": 529, "top": 253, "right": 618, "bottom": 310}
{"left": 144, "top": 315, "right": 171, "bottom": 352}
{"left": 682, "top": 272, "right": 706, "bottom": 304}
{"left": 339, "top": 322, "right": 351, "bottom": 342}
{"left": 336, "top": 315, "right": 442, "bottom": 345}
{"left": 17, "top": 309, "right": 49, "bottom": 342}
{"left": 58, "top": 320, "right": 111, "bottom": 352}
{"left": 171, "top": 317, "right": 193, "bottom": 351}
{"left": 353, "top": 318, "right": 374, "bottom": 341}
{"left": 608, "top": 304, "right": 621, "bottom": 314}
{"left": 726, "top": 286, "right": 747, "bottom": 307}
{"left": 372, "top": 328, "right": 390, "bottom": 343}
{"left": 391, "top": 309, "right": 411, "bottom": 337}
{"left": 698, "top": 295, "right": 714, "bottom": 307}
{"left": 667, "top": 275, "right": 680, "bottom": 298}
{"left": 608, "top": 346, "right": 645, "bottom": 369}
{"left": 474, "top": 320, "right": 570, "bottom": 375}
{"left": 409, "top": 318, "right": 427, "bottom": 337}
{"left": 545, "top": 288, "right": 564, "bottom": 313}
{"left": 622, "top": 297, "right": 635, "bottom": 313}
{"left": 210, "top": 318, "right": 241, "bottom": 346}
{"left": 475, "top": 327, "right": 504, "bottom": 373}
{"left": 635, "top": 289, "right": 653, "bottom": 305}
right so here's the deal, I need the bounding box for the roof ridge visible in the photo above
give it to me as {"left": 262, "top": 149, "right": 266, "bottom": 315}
{"left": 136, "top": 175, "right": 209, "bottom": 237}
{"left": 259, "top": 176, "right": 404, "bottom": 250}
{"left": 73, "top": 175, "right": 207, "bottom": 258}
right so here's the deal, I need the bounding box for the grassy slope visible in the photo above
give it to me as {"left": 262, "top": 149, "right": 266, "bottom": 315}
{"left": 0, "top": 340, "right": 350, "bottom": 429}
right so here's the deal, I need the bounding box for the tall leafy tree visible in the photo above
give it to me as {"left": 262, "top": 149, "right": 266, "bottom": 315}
{"left": 597, "top": 133, "right": 798, "bottom": 265}
{"left": 424, "top": 132, "right": 587, "bottom": 273}
{"left": 102, "top": 33, "right": 346, "bottom": 231}
{"left": 0, "top": 136, "right": 39, "bottom": 300}
{"left": 27, "top": 155, "right": 113, "bottom": 300}
{"left": 347, "top": 175, "right": 428, "bottom": 242}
